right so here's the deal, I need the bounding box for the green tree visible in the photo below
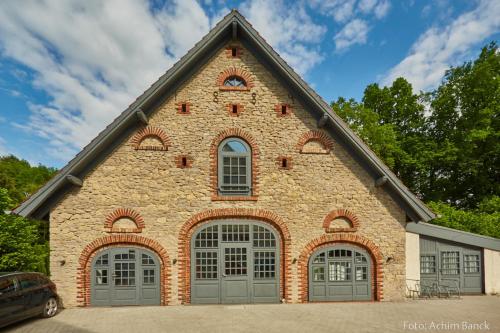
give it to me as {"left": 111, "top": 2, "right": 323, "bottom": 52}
{"left": 428, "top": 43, "right": 500, "bottom": 208}
{"left": 332, "top": 97, "right": 401, "bottom": 169}
{"left": 0, "top": 188, "right": 49, "bottom": 273}
{"left": 0, "top": 155, "right": 57, "bottom": 209}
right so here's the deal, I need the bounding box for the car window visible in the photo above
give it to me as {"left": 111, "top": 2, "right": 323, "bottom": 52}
{"left": 0, "top": 278, "right": 17, "bottom": 295}
{"left": 19, "top": 275, "right": 41, "bottom": 289}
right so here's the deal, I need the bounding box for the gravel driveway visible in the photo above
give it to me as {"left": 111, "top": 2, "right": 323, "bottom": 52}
{"left": 5, "top": 296, "right": 500, "bottom": 333}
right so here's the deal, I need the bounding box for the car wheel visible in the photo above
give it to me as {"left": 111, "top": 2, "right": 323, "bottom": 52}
{"left": 42, "top": 297, "right": 58, "bottom": 318}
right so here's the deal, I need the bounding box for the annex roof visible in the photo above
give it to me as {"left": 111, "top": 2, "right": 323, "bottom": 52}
{"left": 13, "top": 10, "right": 435, "bottom": 222}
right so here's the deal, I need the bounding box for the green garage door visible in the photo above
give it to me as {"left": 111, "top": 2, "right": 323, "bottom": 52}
{"left": 309, "top": 245, "right": 371, "bottom": 301}
{"left": 191, "top": 220, "right": 280, "bottom": 304}
{"left": 420, "top": 236, "right": 483, "bottom": 294}
{"left": 91, "top": 247, "right": 160, "bottom": 306}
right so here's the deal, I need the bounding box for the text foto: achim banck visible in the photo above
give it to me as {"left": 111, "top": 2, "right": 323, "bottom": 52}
{"left": 403, "top": 321, "right": 490, "bottom": 331}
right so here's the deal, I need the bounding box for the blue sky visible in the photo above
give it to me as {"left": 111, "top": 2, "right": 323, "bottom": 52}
{"left": 0, "top": 0, "right": 498, "bottom": 168}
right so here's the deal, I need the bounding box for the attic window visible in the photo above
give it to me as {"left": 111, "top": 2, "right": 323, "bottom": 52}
{"left": 281, "top": 105, "right": 287, "bottom": 115}
{"left": 232, "top": 105, "right": 238, "bottom": 113}
{"left": 231, "top": 47, "right": 237, "bottom": 57}
{"left": 181, "top": 104, "right": 187, "bottom": 113}
{"left": 224, "top": 76, "right": 246, "bottom": 88}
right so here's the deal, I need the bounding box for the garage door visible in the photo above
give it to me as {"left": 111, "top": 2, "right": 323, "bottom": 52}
{"left": 191, "top": 220, "right": 280, "bottom": 304}
{"left": 309, "top": 245, "right": 371, "bottom": 301}
{"left": 420, "top": 236, "right": 483, "bottom": 294}
{"left": 91, "top": 247, "right": 160, "bottom": 306}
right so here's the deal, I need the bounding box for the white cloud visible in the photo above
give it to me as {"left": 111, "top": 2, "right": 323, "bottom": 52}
{"left": 0, "top": 0, "right": 210, "bottom": 161}
{"left": 0, "top": 0, "right": 327, "bottom": 164}
{"left": 358, "top": 0, "right": 377, "bottom": 14}
{"left": 374, "top": 0, "right": 391, "bottom": 19}
{"left": 310, "top": 0, "right": 357, "bottom": 23}
{"left": 240, "top": 0, "right": 326, "bottom": 74}
{"left": 381, "top": 0, "right": 500, "bottom": 91}
{"left": 334, "top": 19, "right": 370, "bottom": 52}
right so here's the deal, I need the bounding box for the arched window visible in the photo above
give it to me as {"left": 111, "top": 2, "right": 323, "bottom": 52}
{"left": 218, "top": 138, "right": 251, "bottom": 196}
{"left": 223, "top": 76, "right": 246, "bottom": 88}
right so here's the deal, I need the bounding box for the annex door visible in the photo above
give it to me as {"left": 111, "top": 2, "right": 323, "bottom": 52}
{"left": 191, "top": 220, "right": 280, "bottom": 304}
{"left": 420, "top": 236, "right": 483, "bottom": 294}
{"left": 90, "top": 247, "right": 160, "bottom": 306}
{"left": 309, "top": 245, "right": 372, "bottom": 301}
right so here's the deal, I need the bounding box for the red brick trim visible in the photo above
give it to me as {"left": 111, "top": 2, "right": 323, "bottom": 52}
{"left": 216, "top": 67, "right": 254, "bottom": 91}
{"left": 130, "top": 126, "right": 171, "bottom": 151}
{"left": 276, "top": 156, "right": 292, "bottom": 170}
{"left": 104, "top": 208, "right": 145, "bottom": 233}
{"left": 297, "top": 234, "right": 384, "bottom": 303}
{"left": 227, "top": 103, "right": 244, "bottom": 116}
{"left": 77, "top": 235, "right": 171, "bottom": 306}
{"left": 178, "top": 208, "right": 292, "bottom": 304}
{"left": 175, "top": 155, "right": 193, "bottom": 168}
{"left": 209, "top": 128, "right": 260, "bottom": 200}
{"left": 323, "top": 209, "right": 359, "bottom": 233}
{"left": 275, "top": 104, "right": 292, "bottom": 117}
{"left": 225, "top": 45, "right": 243, "bottom": 58}
{"left": 176, "top": 102, "right": 191, "bottom": 115}
{"left": 296, "top": 130, "right": 334, "bottom": 154}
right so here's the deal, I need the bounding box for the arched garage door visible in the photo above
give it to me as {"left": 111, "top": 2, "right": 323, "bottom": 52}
{"left": 309, "top": 245, "right": 371, "bottom": 301}
{"left": 91, "top": 247, "right": 160, "bottom": 306}
{"left": 191, "top": 220, "right": 280, "bottom": 304}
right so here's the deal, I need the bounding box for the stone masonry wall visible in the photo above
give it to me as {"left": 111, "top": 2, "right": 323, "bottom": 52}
{"left": 50, "top": 41, "right": 407, "bottom": 307}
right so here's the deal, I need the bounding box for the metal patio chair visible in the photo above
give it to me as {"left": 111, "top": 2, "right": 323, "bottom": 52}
{"left": 438, "top": 279, "right": 461, "bottom": 298}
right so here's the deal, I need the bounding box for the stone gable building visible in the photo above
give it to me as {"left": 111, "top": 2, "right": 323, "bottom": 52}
{"left": 14, "top": 10, "right": 500, "bottom": 307}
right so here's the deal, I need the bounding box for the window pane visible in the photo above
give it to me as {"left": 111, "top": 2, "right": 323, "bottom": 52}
{"left": 254, "top": 251, "right": 275, "bottom": 279}
{"left": 222, "top": 140, "right": 247, "bottom": 152}
{"left": 441, "top": 252, "right": 460, "bottom": 275}
{"left": 0, "top": 278, "right": 17, "bottom": 294}
{"left": 329, "top": 262, "right": 351, "bottom": 281}
{"left": 355, "top": 266, "right": 367, "bottom": 281}
{"left": 420, "top": 255, "right": 436, "bottom": 274}
{"left": 312, "top": 266, "right": 325, "bottom": 281}
{"left": 313, "top": 252, "right": 325, "bottom": 263}
{"left": 464, "top": 254, "right": 480, "bottom": 273}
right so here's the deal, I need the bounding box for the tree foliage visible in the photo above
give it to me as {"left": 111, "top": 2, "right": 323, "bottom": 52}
{"left": 0, "top": 155, "right": 57, "bottom": 209}
{"left": 333, "top": 43, "right": 500, "bottom": 238}
{"left": 0, "top": 188, "right": 49, "bottom": 273}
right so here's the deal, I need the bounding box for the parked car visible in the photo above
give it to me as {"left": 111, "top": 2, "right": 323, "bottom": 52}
{"left": 0, "top": 272, "right": 59, "bottom": 328}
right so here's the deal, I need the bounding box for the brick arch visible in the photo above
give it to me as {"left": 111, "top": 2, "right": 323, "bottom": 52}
{"left": 216, "top": 67, "right": 254, "bottom": 91}
{"left": 209, "top": 128, "right": 260, "bottom": 200}
{"left": 77, "top": 235, "right": 171, "bottom": 306}
{"left": 296, "top": 130, "right": 334, "bottom": 154}
{"left": 323, "top": 208, "right": 360, "bottom": 233}
{"left": 104, "top": 208, "right": 145, "bottom": 233}
{"left": 130, "top": 126, "right": 171, "bottom": 151}
{"left": 178, "top": 208, "right": 292, "bottom": 304}
{"left": 297, "top": 234, "right": 383, "bottom": 303}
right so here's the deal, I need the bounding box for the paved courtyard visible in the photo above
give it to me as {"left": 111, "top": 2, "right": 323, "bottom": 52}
{"left": 5, "top": 296, "right": 500, "bottom": 333}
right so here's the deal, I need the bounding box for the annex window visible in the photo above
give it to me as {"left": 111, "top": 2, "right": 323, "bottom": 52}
{"left": 441, "top": 251, "right": 460, "bottom": 275}
{"left": 223, "top": 76, "right": 246, "bottom": 88}
{"left": 464, "top": 254, "right": 480, "bottom": 273}
{"left": 218, "top": 138, "right": 251, "bottom": 196}
{"left": 420, "top": 255, "right": 436, "bottom": 274}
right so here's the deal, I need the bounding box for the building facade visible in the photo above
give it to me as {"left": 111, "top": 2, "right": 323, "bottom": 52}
{"left": 14, "top": 11, "right": 500, "bottom": 307}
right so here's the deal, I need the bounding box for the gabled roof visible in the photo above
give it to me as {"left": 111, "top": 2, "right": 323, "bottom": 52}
{"left": 13, "top": 10, "right": 435, "bottom": 222}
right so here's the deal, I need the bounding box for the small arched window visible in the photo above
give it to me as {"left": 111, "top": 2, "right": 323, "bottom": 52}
{"left": 223, "top": 76, "right": 246, "bottom": 88}
{"left": 218, "top": 138, "right": 251, "bottom": 196}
